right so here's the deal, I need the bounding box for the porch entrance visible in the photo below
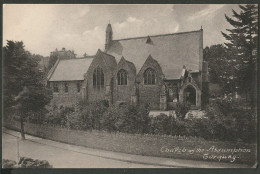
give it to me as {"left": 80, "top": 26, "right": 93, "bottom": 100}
{"left": 183, "top": 85, "right": 196, "bottom": 106}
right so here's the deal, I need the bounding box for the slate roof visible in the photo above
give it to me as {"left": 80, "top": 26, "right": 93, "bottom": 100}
{"left": 106, "top": 30, "right": 202, "bottom": 79}
{"left": 48, "top": 57, "right": 93, "bottom": 81}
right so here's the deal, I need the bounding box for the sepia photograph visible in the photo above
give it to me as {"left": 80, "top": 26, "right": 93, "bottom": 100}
{"left": 2, "top": 3, "right": 258, "bottom": 169}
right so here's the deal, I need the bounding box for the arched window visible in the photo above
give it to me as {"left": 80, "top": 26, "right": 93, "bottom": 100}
{"left": 144, "top": 68, "right": 156, "bottom": 85}
{"left": 117, "top": 69, "right": 127, "bottom": 85}
{"left": 93, "top": 66, "right": 104, "bottom": 89}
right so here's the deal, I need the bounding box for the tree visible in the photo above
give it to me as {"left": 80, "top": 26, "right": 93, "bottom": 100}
{"left": 3, "top": 40, "right": 51, "bottom": 139}
{"left": 222, "top": 4, "right": 258, "bottom": 107}
{"left": 47, "top": 51, "right": 59, "bottom": 71}
{"left": 203, "top": 44, "right": 235, "bottom": 95}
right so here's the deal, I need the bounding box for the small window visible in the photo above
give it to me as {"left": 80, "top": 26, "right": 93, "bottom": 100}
{"left": 77, "top": 82, "right": 81, "bottom": 93}
{"left": 144, "top": 68, "right": 156, "bottom": 85}
{"left": 117, "top": 69, "right": 127, "bottom": 85}
{"left": 53, "top": 83, "right": 59, "bottom": 93}
{"left": 64, "top": 82, "right": 68, "bottom": 93}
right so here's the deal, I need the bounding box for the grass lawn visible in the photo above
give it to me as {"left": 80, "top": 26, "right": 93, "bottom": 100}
{"left": 4, "top": 120, "right": 257, "bottom": 166}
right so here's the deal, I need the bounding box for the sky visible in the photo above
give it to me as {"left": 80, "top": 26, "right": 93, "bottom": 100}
{"left": 3, "top": 4, "right": 243, "bottom": 57}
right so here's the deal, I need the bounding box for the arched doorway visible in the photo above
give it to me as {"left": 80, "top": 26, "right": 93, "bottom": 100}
{"left": 184, "top": 85, "right": 196, "bottom": 106}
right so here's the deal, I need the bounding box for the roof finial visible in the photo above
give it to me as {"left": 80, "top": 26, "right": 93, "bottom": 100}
{"left": 109, "top": 20, "right": 110, "bottom": 24}
{"left": 201, "top": 25, "right": 203, "bottom": 30}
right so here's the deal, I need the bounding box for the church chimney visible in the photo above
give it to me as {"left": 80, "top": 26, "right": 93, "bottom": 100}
{"left": 105, "top": 23, "right": 113, "bottom": 50}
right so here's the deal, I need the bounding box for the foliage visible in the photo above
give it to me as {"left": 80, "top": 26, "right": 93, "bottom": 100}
{"left": 2, "top": 159, "right": 17, "bottom": 168}
{"left": 149, "top": 114, "right": 174, "bottom": 135}
{"left": 100, "top": 103, "right": 150, "bottom": 134}
{"left": 47, "top": 52, "right": 58, "bottom": 71}
{"left": 203, "top": 44, "right": 234, "bottom": 95}
{"left": 221, "top": 4, "right": 257, "bottom": 107}
{"left": 3, "top": 40, "right": 51, "bottom": 119}
{"left": 18, "top": 157, "right": 52, "bottom": 168}
{"left": 204, "top": 44, "right": 228, "bottom": 84}
{"left": 205, "top": 100, "right": 257, "bottom": 143}
{"left": 2, "top": 158, "right": 52, "bottom": 168}
{"left": 38, "top": 100, "right": 256, "bottom": 143}
{"left": 175, "top": 102, "right": 190, "bottom": 119}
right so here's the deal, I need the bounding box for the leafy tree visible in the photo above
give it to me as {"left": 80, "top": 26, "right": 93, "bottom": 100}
{"left": 3, "top": 40, "right": 51, "bottom": 139}
{"left": 222, "top": 4, "right": 258, "bottom": 107}
{"left": 203, "top": 44, "right": 234, "bottom": 94}
{"left": 47, "top": 51, "right": 59, "bottom": 71}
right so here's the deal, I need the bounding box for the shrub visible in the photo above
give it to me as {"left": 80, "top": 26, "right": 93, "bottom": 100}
{"left": 101, "top": 103, "right": 151, "bottom": 134}
{"left": 175, "top": 102, "right": 190, "bottom": 119}
{"left": 150, "top": 114, "right": 173, "bottom": 135}
{"left": 18, "top": 157, "right": 52, "bottom": 168}
{"left": 2, "top": 159, "right": 17, "bottom": 168}
{"left": 26, "top": 109, "right": 48, "bottom": 124}
{"left": 40, "top": 98, "right": 256, "bottom": 143}
{"left": 204, "top": 101, "right": 257, "bottom": 142}
{"left": 101, "top": 105, "right": 126, "bottom": 132}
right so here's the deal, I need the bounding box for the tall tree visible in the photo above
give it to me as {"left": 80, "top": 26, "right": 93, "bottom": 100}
{"left": 222, "top": 4, "right": 258, "bottom": 107}
{"left": 3, "top": 41, "right": 51, "bottom": 139}
{"left": 203, "top": 44, "right": 235, "bottom": 95}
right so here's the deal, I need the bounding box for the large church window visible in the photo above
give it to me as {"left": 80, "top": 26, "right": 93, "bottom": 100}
{"left": 93, "top": 66, "right": 104, "bottom": 89}
{"left": 117, "top": 69, "right": 127, "bottom": 85}
{"left": 144, "top": 68, "right": 156, "bottom": 85}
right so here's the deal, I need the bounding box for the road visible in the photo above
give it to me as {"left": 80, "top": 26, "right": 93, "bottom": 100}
{"left": 2, "top": 128, "right": 250, "bottom": 168}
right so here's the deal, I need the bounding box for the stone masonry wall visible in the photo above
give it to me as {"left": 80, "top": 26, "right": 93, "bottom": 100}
{"left": 116, "top": 58, "right": 136, "bottom": 104}
{"left": 50, "top": 81, "right": 82, "bottom": 107}
{"left": 136, "top": 56, "right": 164, "bottom": 110}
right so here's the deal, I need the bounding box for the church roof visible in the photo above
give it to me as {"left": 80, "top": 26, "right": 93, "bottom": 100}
{"left": 106, "top": 29, "right": 202, "bottom": 79}
{"left": 48, "top": 57, "right": 93, "bottom": 81}
{"left": 96, "top": 49, "right": 117, "bottom": 71}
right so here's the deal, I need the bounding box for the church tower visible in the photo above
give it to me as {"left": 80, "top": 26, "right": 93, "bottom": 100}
{"left": 105, "top": 23, "right": 113, "bottom": 50}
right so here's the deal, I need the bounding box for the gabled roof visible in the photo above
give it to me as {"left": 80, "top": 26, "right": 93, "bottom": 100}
{"left": 106, "top": 29, "right": 202, "bottom": 79}
{"left": 48, "top": 57, "right": 94, "bottom": 81}
{"left": 118, "top": 56, "right": 136, "bottom": 73}
{"left": 96, "top": 49, "right": 117, "bottom": 71}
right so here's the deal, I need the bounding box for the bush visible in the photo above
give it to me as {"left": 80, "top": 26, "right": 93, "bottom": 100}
{"left": 2, "top": 158, "right": 53, "bottom": 168}
{"left": 175, "top": 102, "right": 190, "bottom": 119}
{"left": 18, "top": 157, "right": 52, "bottom": 168}
{"left": 26, "top": 109, "right": 48, "bottom": 124}
{"left": 40, "top": 99, "right": 256, "bottom": 143}
{"left": 2, "top": 159, "right": 17, "bottom": 168}
{"left": 101, "top": 103, "right": 150, "bottom": 134}
{"left": 204, "top": 101, "right": 257, "bottom": 142}
{"left": 150, "top": 114, "right": 174, "bottom": 135}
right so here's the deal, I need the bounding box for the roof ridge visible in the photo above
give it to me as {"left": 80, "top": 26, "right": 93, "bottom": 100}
{"left": 113, "top": 29, "right": 201, "bottom": 42}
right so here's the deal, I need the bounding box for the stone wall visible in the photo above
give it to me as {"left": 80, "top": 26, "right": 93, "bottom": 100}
{"left": 115, "top": 58, "right": 136, "bottom": 104}
{"left": 136, "top": 55, "right": 164, "bottom": 110}
{"left": 50, "top": 81, "right": 82, "bottom": 107}
{"left": 84, "top": 52, "right": 117, "bottom": 104}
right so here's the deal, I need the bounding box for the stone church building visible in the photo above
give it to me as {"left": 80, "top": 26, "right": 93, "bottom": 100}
{"left": 47, "top": 24, "right": 208, "bottom": 110}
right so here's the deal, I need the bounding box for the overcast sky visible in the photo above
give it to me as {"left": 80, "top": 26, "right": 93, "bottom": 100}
{"left": 3, "top": 4, "right": 242, "bottom": 57}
